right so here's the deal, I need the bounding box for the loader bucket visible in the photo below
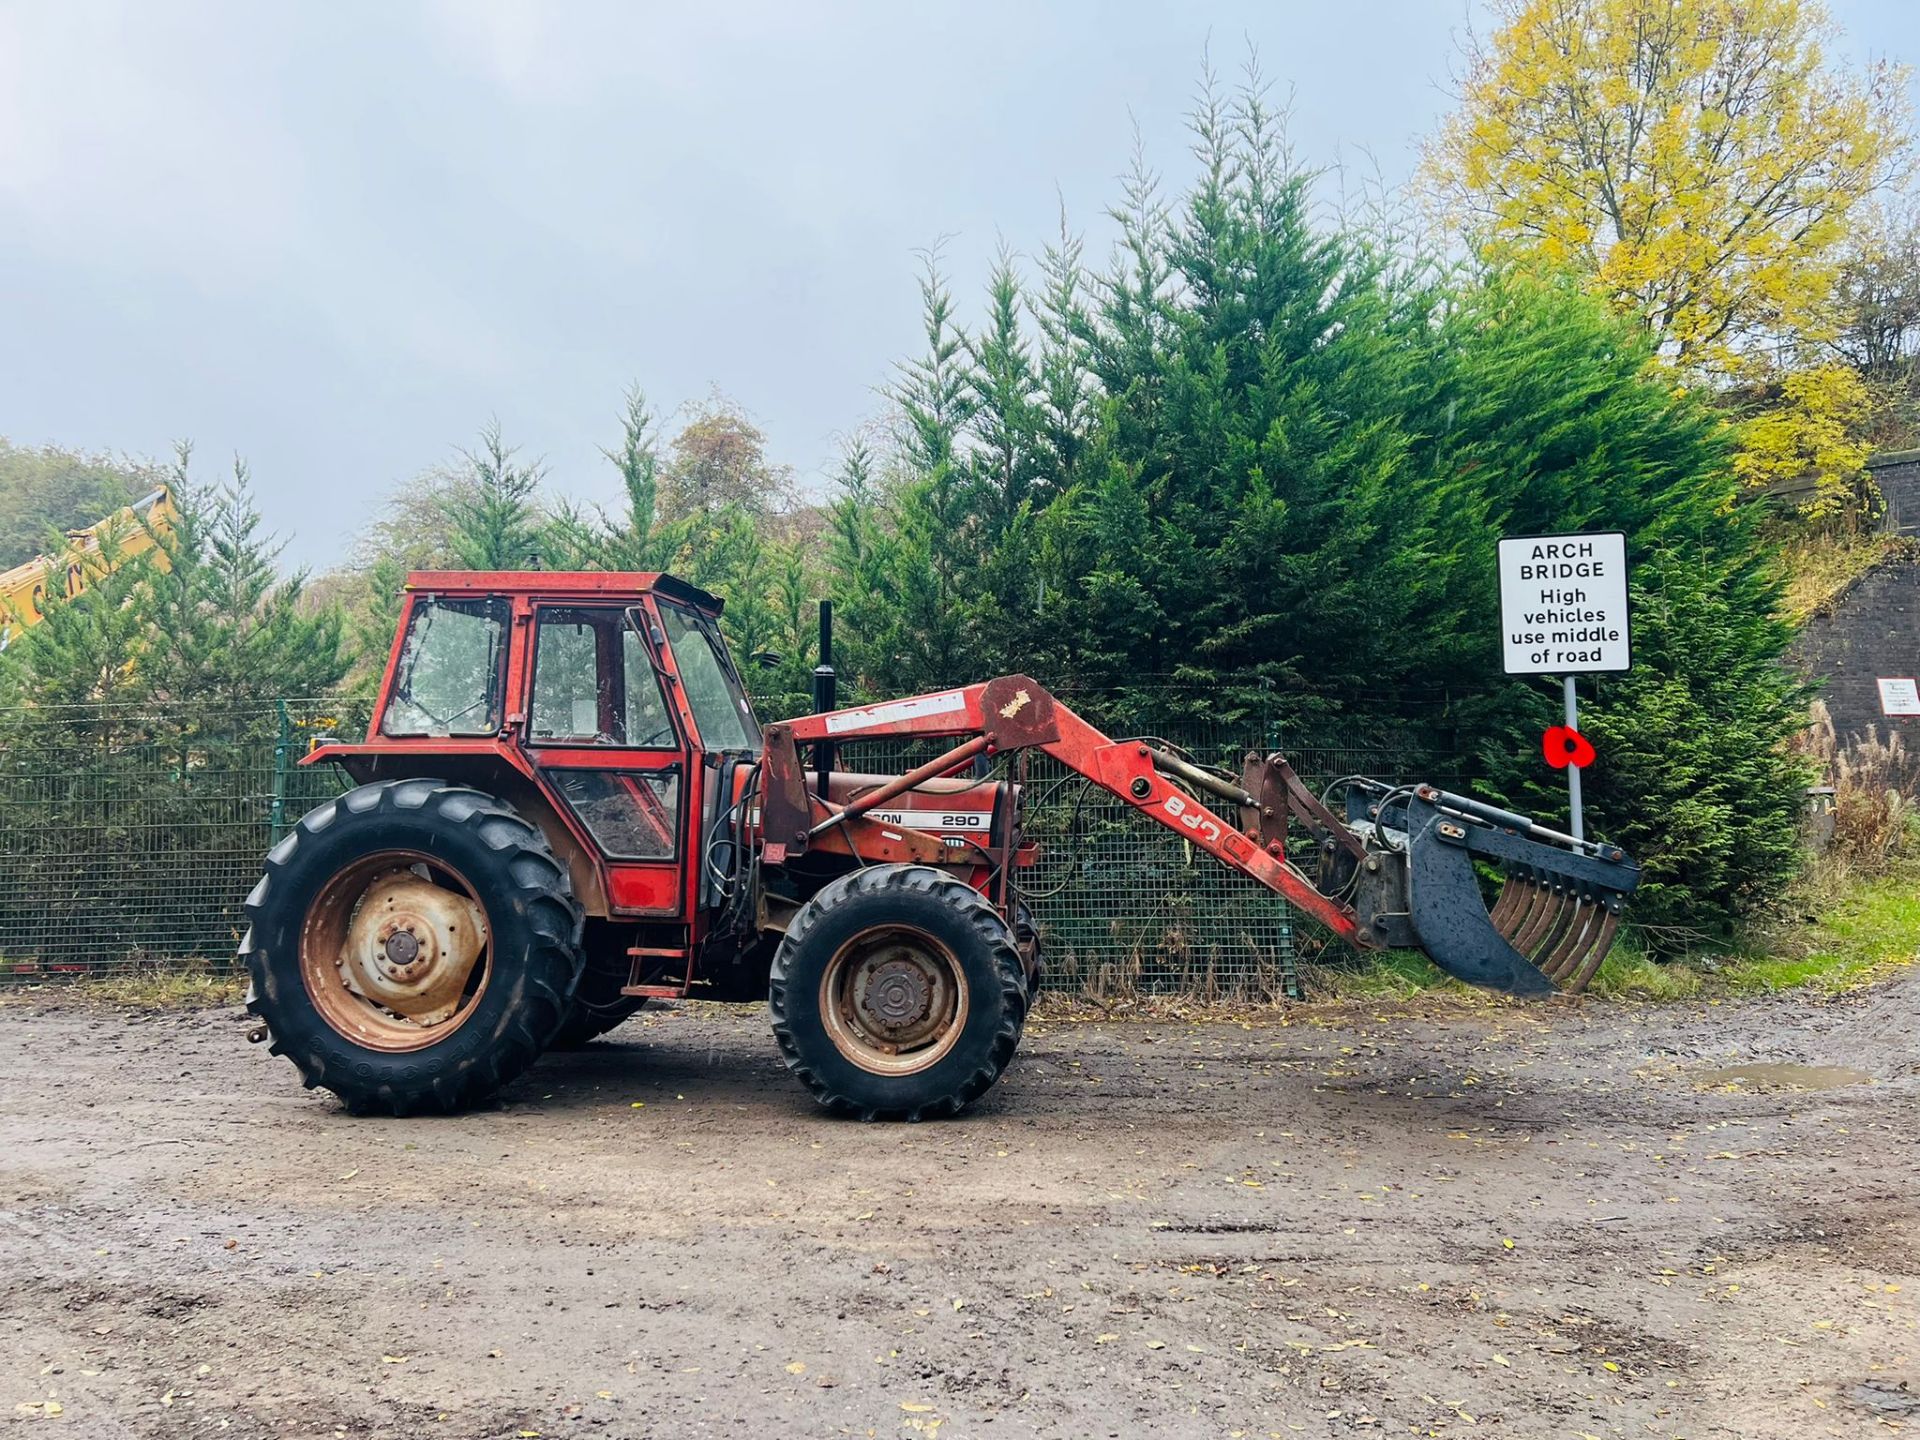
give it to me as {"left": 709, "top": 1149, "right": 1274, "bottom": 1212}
{"left": 1352, "top": 785, "right": 1639, "bottom": 996}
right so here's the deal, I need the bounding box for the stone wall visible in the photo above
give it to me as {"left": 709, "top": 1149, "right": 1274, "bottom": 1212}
{"left": 1787, "top": 450, "right": 1920, "bottom": 745}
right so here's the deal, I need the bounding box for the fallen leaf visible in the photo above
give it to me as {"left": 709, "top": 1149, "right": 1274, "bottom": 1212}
{"left": 1095, "top": 1333, "right": 1117, "bottom": 1344}
{"left": 901, "top": 1401, "right": 934, "bottom": 1413}
{"left": 785, "top": 1362, "right": 806, "bottom": 1375}
{"left": 381, "top": 1355, "right": 408, "bottom": 1364}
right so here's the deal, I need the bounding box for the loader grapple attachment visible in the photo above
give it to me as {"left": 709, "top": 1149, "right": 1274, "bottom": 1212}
{"left": 1350, "top": 785, "right": 1639, "bottom": 996}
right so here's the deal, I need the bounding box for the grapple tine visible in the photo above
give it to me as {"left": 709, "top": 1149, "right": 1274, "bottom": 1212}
{"left": 1512, "top": 879, "right": 1569, "bottom": 954}
{"left": 1530, "top": 892, "right": 1582, "bottom": 971}
{"left": 1527, "top": 894, "right": 1581, "bottom": 973}
{"left": 1487, "top": 869, "right": 1529, "bottom": 929}
{"left": 1561, "top": 908, "right": 1621, "bottom": 995}
{"left": 1495, "top": 876, "right": 1547, "bottom": 948}
{"left": 1540, "top": 894, "right": 1597, "bottom": 982}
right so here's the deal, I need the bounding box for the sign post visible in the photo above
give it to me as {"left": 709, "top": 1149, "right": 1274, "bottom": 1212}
{"left": 1497, "top": 531, "right": 1633, "bottom": 840}
{"left": 1563, "top": 675, "right": 1583, "bottom": 840}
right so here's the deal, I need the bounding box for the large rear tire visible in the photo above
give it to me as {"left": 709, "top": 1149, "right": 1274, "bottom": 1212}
{"left": 768, "top": 865, "right": 1027, "bottom": 1120}
{"left": 241, "top": 779, "right": 584, "bottom": 1116}
{"left": 549, "top": 972, "right": 648, "bottom": 1049}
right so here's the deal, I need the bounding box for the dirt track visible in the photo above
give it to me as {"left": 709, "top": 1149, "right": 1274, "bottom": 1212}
{"left": 3, "top": 979, "right": 1918, "bottom": 1440}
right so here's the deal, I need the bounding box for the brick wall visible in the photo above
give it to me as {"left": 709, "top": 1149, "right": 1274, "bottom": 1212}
{"left": 1787, "top": 450, "right": 1920, "bottom": 745}
{"left": 1872, "top": 450, "right": 1920, "bottom": 537}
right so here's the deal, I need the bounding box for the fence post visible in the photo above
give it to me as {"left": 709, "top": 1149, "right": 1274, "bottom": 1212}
{"left": 270, "top": 699, "right": 290, "bottom": 845}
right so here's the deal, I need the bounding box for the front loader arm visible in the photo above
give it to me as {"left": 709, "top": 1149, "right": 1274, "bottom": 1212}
{"left": 762, "top": 675, "right": 1367, "bottom": 946}
{"left": 763, "top": 674, "right": 1643, "bottom": 996}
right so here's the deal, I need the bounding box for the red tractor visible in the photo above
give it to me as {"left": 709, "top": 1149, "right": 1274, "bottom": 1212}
{"left": 243, "top": 571, "right": 1640, "bottom": 1119}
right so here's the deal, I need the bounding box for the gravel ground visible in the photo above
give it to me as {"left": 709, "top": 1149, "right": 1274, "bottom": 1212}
{"left": 2, "top": 977, "right": 1917, "bottom": 1439}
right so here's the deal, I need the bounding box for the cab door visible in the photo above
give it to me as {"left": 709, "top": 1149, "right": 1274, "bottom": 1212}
{"left": 525, "top": 605, "right": 687, "bottom": 916}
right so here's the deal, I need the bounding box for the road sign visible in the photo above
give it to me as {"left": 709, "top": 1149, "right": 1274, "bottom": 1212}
{"left": 1497, "top": 531, "right": 1631, "bottom": 676}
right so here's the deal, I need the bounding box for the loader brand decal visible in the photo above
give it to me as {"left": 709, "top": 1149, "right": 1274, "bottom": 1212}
{"left": 1161, "top": 793, "right": 1223, "bottom": 845}
{"left": 823, "top": 690, "right": 967, "bottom": 735}
{"left": 998, "top": 688, "right": 1032, "bottom": 719}
{"left": 1497, "top": 532, "right": 1631, "bottom": 676}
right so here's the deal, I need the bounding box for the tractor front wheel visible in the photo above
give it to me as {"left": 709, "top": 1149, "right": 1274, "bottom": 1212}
{"left": 241, "top": 779, "right": 584, "bottom": 1115}
{"left": 768, "top": 865, "right": 1027, "bottom": 1120}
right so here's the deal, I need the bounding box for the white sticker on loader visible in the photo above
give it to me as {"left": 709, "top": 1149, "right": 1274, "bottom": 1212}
{"left": 824, "top": 690, "right": 967, "bottom": 735}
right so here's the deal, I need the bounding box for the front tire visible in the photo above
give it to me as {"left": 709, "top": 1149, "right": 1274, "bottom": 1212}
{"left": 768, "top": 865, "right": 1027, "bottom": 1120}
{"left": 241, "top": 779, "right": 584, "bottom": 1115}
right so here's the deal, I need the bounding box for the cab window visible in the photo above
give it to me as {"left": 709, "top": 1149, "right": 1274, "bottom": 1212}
{"left": 381, "top": 596, "right": 510, "bottom": 738}
{"left": 658, "top": 603, "right": 759, "bottom": 753}
{"left": 530, "top": 607, "right": 676, "bottom": 747}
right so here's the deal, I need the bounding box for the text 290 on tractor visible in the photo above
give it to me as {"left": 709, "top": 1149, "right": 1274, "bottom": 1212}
{"left": 243, "top": 571, "right": 1640, "bottom": 1119}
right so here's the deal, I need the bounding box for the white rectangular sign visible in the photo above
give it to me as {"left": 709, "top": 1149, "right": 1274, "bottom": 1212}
{"left": 1878, "top": 677, "right": 1920, "bottom": 716}
{"left": 1497, "top": 531, "right": 1631, "bottom": 676}
{"left": 822, "top": 689, "right": 967, "bottom": 735}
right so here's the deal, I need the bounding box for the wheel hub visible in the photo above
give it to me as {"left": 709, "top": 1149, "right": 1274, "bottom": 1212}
{"left": 820, "top": 925, "right": 968, "bottom": 1076}
{"left": 860, "top": 957, "right": 934, "bottom": 1032}
{"left": 341, "top": 869, "right": 489, "bottom": 1026}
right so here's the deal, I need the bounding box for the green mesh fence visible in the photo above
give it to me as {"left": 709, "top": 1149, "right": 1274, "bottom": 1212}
{"left": 0, "top": 691, "right": 1465, "bottom": 997}
{"left": 0, "top": 699, "right": 368, "bottom": 976}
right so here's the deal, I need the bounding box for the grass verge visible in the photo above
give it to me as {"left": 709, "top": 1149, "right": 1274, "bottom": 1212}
{"left": 1594, "top": 858, "right": 1920, "bottom": 1000}
{"left": 0, "top": 963, "right": 246, "bottom": 1009}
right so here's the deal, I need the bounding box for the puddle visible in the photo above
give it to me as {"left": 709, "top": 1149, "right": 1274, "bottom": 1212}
{"left": 1693, "top": 1062, "right": 1872, "bottom": 1091}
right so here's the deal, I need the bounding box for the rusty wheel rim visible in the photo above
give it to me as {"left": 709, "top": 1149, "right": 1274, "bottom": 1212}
{"left": 818, "top": 924, "right": 968, "bottom": 1077}
{"left": 299, "top": 849, "right": 491, "bottom": 1052}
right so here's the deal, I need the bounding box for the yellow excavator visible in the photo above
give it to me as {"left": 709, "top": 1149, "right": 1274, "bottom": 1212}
{"left": 0, "top": 486, "right": 177, "bottom": 652}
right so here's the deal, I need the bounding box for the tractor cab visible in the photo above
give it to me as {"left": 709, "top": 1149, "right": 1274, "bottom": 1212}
{"left": 308, "top": 573, "right": 766, "bottom": 995}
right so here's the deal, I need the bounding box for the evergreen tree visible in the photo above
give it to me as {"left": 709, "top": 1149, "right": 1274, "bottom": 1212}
{"left": 141, "top": 449, "right": 350, "bottom": 707}
{"left": 445, "top": 422, "right": 545, "bottom": 569}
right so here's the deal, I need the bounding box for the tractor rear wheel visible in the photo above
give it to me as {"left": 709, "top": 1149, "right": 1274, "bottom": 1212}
{"left": 241, "top": 779, "right": 583, "bottom": 1116}
{"left": 549, "top": 971, "right": 648, "bottom": 1049}
{"left": 768, "top": 865, "right": 1027, "bottom": 1120}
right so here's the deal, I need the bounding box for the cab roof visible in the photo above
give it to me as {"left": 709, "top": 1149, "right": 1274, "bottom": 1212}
{"left": 404, "top": 570, "right": 724, "bottom": 616}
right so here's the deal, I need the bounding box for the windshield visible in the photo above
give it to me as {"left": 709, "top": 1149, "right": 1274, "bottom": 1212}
{"left": 658, "top": 602, "right": 760, "bottom": 753}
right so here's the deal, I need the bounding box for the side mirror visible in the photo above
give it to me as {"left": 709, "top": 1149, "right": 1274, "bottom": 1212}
{"left": 749, "top": 650, "right": 783, "bottom": 670}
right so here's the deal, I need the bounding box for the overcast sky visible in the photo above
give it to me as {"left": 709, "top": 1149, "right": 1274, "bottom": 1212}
{"left": 1, "top": 1, "right": 1914, "bottom": 572}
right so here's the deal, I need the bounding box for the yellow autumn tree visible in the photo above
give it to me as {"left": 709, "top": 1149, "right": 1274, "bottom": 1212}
{"left": 1427, "top": 0, "right": 1911, "bottom": 375}
{"left": 1731, "top": 363, "right": 1875, "bottom": 519}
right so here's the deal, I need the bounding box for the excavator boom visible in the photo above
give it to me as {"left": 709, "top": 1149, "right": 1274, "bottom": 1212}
{"left": 0, "top": 486, "right": 176, "bottom": 651}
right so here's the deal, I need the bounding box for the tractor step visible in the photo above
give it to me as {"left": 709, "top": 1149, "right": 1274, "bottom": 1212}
{"left": 623, "top": 944, "right": 691, "bottom": 998}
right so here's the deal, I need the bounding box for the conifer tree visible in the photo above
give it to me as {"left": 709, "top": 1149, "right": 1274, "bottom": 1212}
{"left": 445, "top": 422, "right": 545, "bottom": 570}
